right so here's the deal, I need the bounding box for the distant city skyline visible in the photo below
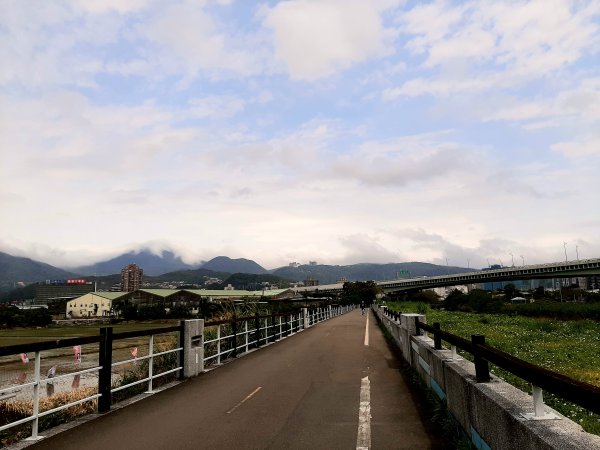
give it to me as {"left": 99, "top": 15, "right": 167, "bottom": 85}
{"left": 1, "top": 1, "right": 599, "bottom": 270}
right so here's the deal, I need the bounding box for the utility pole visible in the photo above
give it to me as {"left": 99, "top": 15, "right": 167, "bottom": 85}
{"left": 520, "top": 255, "right": 525, "bottom": 266}
{"left": 576, "top": 245, "right": 579, "bottom": 261}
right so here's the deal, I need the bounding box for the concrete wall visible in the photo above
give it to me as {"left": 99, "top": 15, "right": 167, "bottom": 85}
{"left": 374, "top": 306, "right": 600, "bottom": 450}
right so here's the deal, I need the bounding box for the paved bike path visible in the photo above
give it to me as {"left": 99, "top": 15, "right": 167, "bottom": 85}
{"left": 29, "top": 310, "right": 443, "bottom": 449}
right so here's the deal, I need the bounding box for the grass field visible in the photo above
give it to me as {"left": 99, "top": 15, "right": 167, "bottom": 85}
{"left": 383, "top": 301, "right": 600, "bottom": 435}
{"left": 0, "top": 321, "right": 178, "bottom": 346}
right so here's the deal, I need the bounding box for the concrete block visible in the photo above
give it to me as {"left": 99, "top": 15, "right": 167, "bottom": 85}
{"left": 183, "top": 319, "right": 204, "bottom": 378}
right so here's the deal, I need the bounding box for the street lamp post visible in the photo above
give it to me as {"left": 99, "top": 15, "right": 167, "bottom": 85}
{"left": 563, "top": 242, "right": 568, "bottom": 263}
{"left": 509, "top": 252, "right": 514, "bottom": 267}
{"left": 520, "top": 255, "right": 525, "bottom": 266}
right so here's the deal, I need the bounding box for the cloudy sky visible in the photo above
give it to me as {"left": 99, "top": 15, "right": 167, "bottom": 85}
{"left": 1, "top": 0, "right": 599, "bottom": 270}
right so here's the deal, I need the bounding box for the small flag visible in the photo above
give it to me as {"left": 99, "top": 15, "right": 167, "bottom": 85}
{"left": 73, "top": 345, "right": 81, "bottom": 363}
{"left": 131, "top": 347, "right": 138, "bottom": 358}
{"left": 20, "top": 353, "right": 29, "bottom": 364}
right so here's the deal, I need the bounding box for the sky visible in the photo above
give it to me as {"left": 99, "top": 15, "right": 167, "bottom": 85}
{"left": 1, "top": 0, "right": 599, "bottom": 270}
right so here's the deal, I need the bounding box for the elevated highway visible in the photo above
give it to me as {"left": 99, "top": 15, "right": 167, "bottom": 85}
{"left": 296, "top": 258, "right": 600, "bottom": 294}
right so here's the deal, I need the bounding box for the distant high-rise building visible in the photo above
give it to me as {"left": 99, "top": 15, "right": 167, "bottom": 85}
{"left": 121, "top": 264, "right": 143, "bottom": 292}
{"left": 303, "top": 277, "right": 319, "bottom": 287}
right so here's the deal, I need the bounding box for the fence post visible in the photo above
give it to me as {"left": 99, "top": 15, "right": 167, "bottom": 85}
{"left": 532, "top": 385, "right": 545, "bottom": 417}
{"left": 433, "top": 323, "right": 442, "bottom": 350}
{"left": 183, "top": 319, "right": 203, "bottom": 378}
{"left": 27, "top": 351, "right": 42, "bottom": 440}
{"left": 303, "top": 307, "right": 309, "bottom": 329}
{"left": 285, "top": 314, "right": 289, "bottom": 336}
{"left": 472, "top": 334, "right": 490, "bottom": 382}
{"left": 98, "top": 327, "right": 113, "bottom": 413}
{"left": 254, "top": 313, "right": 260, "bottom": 348}
{"left": 232, "top": 315, "right": 238, "bottom": 358}
{"left": 146, "top": 334, "right": 154, "bottom": 393}
{"left": 217, "top": 325, "right": 221, "bottom": 364}
{"left": 178, "top": 320, "right": 185, "bottom": 380}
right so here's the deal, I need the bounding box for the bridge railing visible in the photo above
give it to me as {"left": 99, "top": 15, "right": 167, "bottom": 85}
{"left": 377, "top": 306, "right": 600, "bottom": 417}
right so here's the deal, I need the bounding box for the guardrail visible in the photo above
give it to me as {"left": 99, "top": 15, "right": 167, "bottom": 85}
{"left": 378, "top": 306, "right": 600, "bottom": 417}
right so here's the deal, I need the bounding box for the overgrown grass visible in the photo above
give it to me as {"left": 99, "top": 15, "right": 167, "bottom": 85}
{"left": 0, "top": 334, "right": 180, "bottom": 447}
{"left": 383, "top": 301, "right": 600, "bottom": 435}
{"left": 0, "top": 388, "right": 97, "bottom": 448}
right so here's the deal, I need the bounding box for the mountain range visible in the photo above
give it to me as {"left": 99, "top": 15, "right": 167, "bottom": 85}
{"left": 0, "top": 250, "right": 470, "bottom": 295}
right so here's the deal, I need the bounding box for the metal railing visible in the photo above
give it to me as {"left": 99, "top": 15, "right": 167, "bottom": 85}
{"left": 0, "top": 305, "right": 355, "bottom": 443}
{"left": 376, "top": 306, "right": 600, "bottom": 417}
{"left": 0, "top": 324, "right": 183, "bottom": 440}
{"left": 202, "top": 306, "right": 351, "bottom": 368}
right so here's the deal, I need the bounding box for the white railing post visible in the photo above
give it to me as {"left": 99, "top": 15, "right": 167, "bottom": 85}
{"left": 278, "top": 316, "right": 282, "bottom": 338}
{"left": 244, "top": 321, "right": 249, "bottom": 353}
{"left": 146, "top": 335, "right": 154, "bottom": 393}
{"left": 533, "top": 385, "right": 545, "bottom": 417}
{"left": 451, "top": 345, "right": 457, "bottom": 361}
{"left": 29, "top": 351, "right": 42, "bottom": 440}
{"left": 217, "top": 325, "right": 221, "bottom": 364}
{"left": 303, "top": 308, "right": 309, "bottom": 329}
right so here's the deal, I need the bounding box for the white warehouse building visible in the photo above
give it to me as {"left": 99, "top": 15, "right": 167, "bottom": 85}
{"left": 66, "top": 292, "right": 129, "bottom": 318}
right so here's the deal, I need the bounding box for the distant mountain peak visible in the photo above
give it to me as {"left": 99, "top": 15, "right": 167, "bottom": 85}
{"left": 201, "top": 256, "right": 267, "bottom": 275}
{"left": 73, "top": 249, "right": 195, "bottom": 276}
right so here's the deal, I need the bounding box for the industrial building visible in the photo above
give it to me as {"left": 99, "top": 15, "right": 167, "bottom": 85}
{"left": 66, "top": 291, "right": 130, "bottom": 318}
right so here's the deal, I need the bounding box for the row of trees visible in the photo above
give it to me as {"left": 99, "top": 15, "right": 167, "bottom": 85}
{"left": 0, "top": 305, "right": 52, "bottom": 328}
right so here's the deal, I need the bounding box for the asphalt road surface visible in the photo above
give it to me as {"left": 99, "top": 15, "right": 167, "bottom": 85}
{"left": 29, "top": 309, "right": 445, "bottom": 450}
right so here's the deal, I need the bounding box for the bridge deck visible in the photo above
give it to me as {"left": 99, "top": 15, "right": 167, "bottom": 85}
{"left": 27, "top": 310, "right": 442, "bottom": 450}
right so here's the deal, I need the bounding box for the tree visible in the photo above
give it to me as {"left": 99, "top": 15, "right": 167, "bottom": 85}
{"left": 340, "top": 281, "right": 379, "bottom": 306}
{"left": 443, "top": 289, "right": 467, "bottom": 311}
{"left": 468, "top": 289, "right": 502, "bottom": 313}
{"left": 407, "top": 290, "right": 440, "bottom": 304}
{"left": 503, "top": 283, "right": 520, "bottom": 301}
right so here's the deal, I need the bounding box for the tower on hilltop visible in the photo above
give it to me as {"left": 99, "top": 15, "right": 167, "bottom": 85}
{"left": 121, "top": 264, "right": 143, "bottom": 292}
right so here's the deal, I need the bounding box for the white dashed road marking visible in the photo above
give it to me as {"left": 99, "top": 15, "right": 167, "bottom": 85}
{"left": 356, "top": 376, "right": 371, "bottom": 450}
{"left": 226, "top": 386, "right": 262, "bottom": 414}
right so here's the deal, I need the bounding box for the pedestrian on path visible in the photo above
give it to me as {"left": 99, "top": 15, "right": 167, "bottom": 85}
{"left": 360, "top": 301, "right": 365, "bottom": 315}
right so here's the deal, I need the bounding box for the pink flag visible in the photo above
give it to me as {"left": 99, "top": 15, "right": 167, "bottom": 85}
{"left": 20, "top": 353, "right": 29, "bottom": 364}
{"left": 73, "top": 345, "right": 81, "bottom": 363}
{"left": 131, "top": 347, "right": 138, "bottom": 358}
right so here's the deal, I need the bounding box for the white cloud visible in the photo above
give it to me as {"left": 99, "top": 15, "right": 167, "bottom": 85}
{"left": 263, "top": 0, "right": 396, "bottom": 80}
{"left": 551, "top": 136, "right": 600, "bottom": 158}
{"left": 390, "top": 0, "right": 600, "bottom": 98}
